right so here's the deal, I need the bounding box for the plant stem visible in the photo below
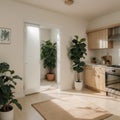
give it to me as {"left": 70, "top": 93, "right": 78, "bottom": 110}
{"left": 77, "top": 72, "right": 80, "bottom": 82}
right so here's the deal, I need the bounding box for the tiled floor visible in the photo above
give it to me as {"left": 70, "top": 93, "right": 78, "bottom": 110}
{"left": 40, "top": 79, "right": 57, "bottom": 91}
{"left": 14, "top": 88, "right": 120, "bottom": 120}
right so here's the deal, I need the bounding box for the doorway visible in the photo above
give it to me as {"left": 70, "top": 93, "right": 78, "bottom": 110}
{"left": 40, "top": 27, "right": 60, "bottom": 91}
{"left": 24, "top": 23, "right": 60, "bottom": 95}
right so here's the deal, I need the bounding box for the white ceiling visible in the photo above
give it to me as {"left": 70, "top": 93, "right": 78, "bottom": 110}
{"left": 14, "top": 0, "right": 120, "bottom": 20}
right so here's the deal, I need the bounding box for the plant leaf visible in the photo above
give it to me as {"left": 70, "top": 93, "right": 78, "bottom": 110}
{"left": 13, "top": 75, "right": 22, "bottom": 80}
{"left": 11, "top": 99, "right": 22, "bottom": 110}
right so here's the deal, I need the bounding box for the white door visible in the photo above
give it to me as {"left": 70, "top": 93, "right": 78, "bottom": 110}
{"left": 24, "top": 23, "right": 40, "bottom": 95}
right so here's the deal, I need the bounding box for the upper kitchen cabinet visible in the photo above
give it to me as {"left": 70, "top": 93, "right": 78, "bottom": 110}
{"left": 87, "top": 29, "right": 113, "bottom": 50}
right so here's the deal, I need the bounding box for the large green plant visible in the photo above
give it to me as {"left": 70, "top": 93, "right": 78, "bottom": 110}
{"left": 41, "top": 40, "right": 57, "bottom": 74}
{"left": 69, "top": 35, "right": 87, "bottom": 82}
{"left": 0, "top": 62, "right": 22, "bottom": 112}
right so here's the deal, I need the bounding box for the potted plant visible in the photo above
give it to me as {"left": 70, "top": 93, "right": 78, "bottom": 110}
{"left": 69, "top": 35, "right": 87, "bottom": 91}
{"left": 41, "top": 40, "right": 57, "bottom": 81}
{"left": 91, "top": 57, "right": 97, "bottom": 63}
{"left": 0, "top": 62, "right": 22, "bottom": 120}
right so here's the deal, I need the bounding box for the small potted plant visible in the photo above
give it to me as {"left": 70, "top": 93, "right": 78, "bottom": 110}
{"left": 91, "top": 57, "right": 97, "bottom": 63}
{"left": 69, "top": 35, "right": 87, "bottom": 91}
{"left": 41, "top": 40, "right": 57, "bottom": 81}
{"left": 0, "top": 62, "right": 22, "bottom": 120}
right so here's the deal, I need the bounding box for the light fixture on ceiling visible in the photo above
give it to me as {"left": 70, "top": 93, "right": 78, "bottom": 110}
{"left": 64, "top": 0, "right": 74, "bottom": 5}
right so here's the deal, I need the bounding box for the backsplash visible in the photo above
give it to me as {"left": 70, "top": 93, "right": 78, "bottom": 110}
{"left": 92, "top": 40, "right": 120, "bottom": 65}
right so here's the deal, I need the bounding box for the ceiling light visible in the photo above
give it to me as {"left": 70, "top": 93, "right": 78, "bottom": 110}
{"left": 64, "top": 0, "right": 74, "bottom": 5}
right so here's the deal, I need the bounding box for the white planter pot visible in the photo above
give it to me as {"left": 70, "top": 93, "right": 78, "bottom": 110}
{"left": 0, "top": 107, "right": 14, "bottom": 120}
{"left": 74, "top": 81, "right": 83, "bottom": 91}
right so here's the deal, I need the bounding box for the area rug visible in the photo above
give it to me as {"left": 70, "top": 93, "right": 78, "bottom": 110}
{"left": 32, "top": 96, "right": 112, "bottom": 120}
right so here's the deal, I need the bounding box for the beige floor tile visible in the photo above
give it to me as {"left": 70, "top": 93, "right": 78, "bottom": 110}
{"left": 14, "top": 88, "right": 120, "bottom": 120}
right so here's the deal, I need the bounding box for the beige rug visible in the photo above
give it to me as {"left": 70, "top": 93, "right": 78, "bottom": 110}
{"left": 32, "top": 96, "right": 112, "bottom": 120}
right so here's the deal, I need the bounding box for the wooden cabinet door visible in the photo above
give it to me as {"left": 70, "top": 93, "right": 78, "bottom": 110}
{"left": 87, "top": 29, "right": 113, "bottom": 49}
{"left": 85, "top": 65, "right": 106, "bottom": 91}
{"left": 94, "top": 67, "right": 106, "bottom": 91}
{"left": 85, "top": 66, "right": 95, "bottom": 88}
{"left": 87, "top": 31, "right": 99, "bottom": 49}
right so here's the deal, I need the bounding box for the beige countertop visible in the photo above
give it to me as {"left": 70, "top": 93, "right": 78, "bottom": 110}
{"left": 86, "top": 63, "right": 107, "bottom": 67}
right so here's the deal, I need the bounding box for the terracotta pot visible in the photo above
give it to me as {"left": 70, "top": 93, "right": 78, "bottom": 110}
{"left": 0, "top": 106, "right": 14, "bottom": 120}
{"left": 46, "top": 73, "right": 55, "bottom": 81}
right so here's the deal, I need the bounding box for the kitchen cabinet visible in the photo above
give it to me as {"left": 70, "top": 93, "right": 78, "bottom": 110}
{"left": 84, "top": 65, "right": 106, "bottom": 91}
{"left": 87, "top": 29, "right": 113, "bottom": 49}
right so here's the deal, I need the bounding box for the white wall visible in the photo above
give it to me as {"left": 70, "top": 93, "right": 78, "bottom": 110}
{"left": 87, "top": 11, "right": 120, "bottom": 65}
{"left": 91, "top": 41, "right": 120, "bottom": 65}
{"left": 40, "top": 29, "right": 51, "bottom": 41}
{"left": 50, "top": 29, "right": 58, "bottom": 80}
{"left": 0, "top": 0, "right": 87, "bottom": 97}
{"left": 88, "top": 11, "right": 120, "bottom": 31}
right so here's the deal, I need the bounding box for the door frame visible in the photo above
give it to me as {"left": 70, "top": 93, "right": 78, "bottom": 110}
{"left": 23, "top": 22, "right": 61, "bottom": 95}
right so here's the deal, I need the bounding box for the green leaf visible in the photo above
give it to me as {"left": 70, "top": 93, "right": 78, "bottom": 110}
{"left": 0, "top": 62, "right": 22, "bottom": 111}
{"left": 80, "top": 61, "right": 85, "bottom": 66}
{"left": 69, "top": 36, "right": 87, "bottom": 73}
{"left": 72, "top": 39, "right": 77, "bottom": 44}
{"left": 0, "top": 76, "right": 4, "bottom": 86}
{"left": 12, "top": 81, "right": 17, "bottom": 85}
{"left": 80, "top": 38, "right": 86, "bottom": 42}
{"left": 13, "top": 75, "right": 22, "bottom": 80}
{"left": 11, "top": 99, "right": 22, "bottom": 110}
{"left": 10, "top": 70, "right": 15, "bottom": 74}
{"left": 9, "top": 84, "right": 15, "bottom": 89}
{"left": 1, "top": 30, "right": 9, "bottom": 40}
{"left": 0, "top": 62, "right": 9, "bottom": 73}
{"left": 74, "top": 35, "right": 78, "bottom": 40}
{"left": 40, "top": 40, "right": 57, "bottom": 73}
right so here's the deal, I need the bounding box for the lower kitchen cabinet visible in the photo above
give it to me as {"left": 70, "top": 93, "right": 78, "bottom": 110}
{"left": 84, "top": 65, "right": 106, "bottom": 91}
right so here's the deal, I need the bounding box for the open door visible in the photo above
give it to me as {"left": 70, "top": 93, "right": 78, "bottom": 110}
{"left": 24, "top": 23, "right": 40, "bottom": 95}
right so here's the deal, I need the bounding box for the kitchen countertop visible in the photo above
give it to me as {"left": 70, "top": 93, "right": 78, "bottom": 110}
{"left": 86, "top": 63, "right": 107, "bottom": 67}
